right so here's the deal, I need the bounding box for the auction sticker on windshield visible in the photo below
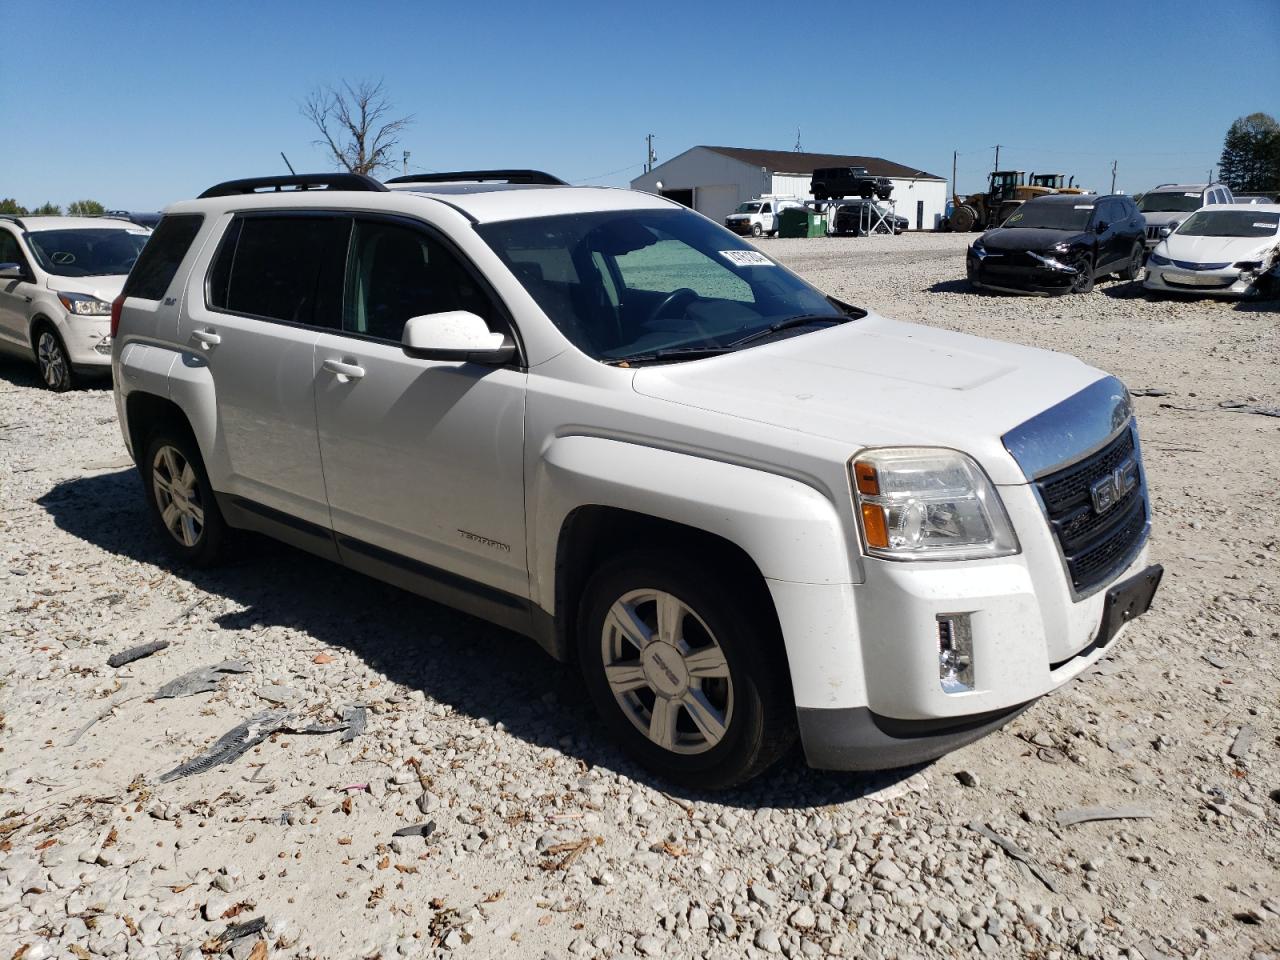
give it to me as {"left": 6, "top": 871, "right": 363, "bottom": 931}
{"left": 720, "top": 250, "right": 774, "bottom": 267}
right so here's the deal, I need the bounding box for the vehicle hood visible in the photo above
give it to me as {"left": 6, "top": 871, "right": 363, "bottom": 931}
{"left": 43, "top": 274, "right": 126, "bottom": 301}
{"left": 981, "top": 227, "right": 1089, "bottom": 252}
{"left": 1163, "top": 233, "right": 1277, "bottom": 264}
{"left": 631, "top": 313, "right": 1107, "bottom": 485}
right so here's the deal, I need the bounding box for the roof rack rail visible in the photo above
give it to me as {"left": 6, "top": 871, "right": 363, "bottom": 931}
{"left": 197, "top": 173, "right": 389, "bottom": 199}
{"left": 385, "top": 169, "right": 567, "bottom": 186}
{"left": 0, "top": 213, "right": 25, "bottom": 229}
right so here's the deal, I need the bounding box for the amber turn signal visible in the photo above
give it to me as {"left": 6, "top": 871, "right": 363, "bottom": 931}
{"left": 861, "top": 503, "right": 889, "bottom": 548}
{"left": 853, "top": 460, "right": 880, "bottom": 496}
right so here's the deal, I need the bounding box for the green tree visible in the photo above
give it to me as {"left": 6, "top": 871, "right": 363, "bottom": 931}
{"left": 67, "top": 199, "right": 106, "bottom": 216}
{"left": 1218, "top": 113, "right": 1280, "bottom": 194}
{"left": 32, "top": 202, "right": 61, "bottom": 215}
{"left": 0, "top": 198, "right": 29, "bottom": 215}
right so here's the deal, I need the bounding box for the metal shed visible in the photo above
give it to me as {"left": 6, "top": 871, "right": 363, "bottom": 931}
{"left": 631, "top": 145, "right": 948, "bottom": 231}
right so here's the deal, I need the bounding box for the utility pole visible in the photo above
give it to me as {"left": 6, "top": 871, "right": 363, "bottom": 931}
{"left": 1110, "top": 160, "right": 1117, "bottom": 194}
{"left": 993, "top": 144, "right": 1001, "bottom": 173}
{"left": 645, "top": 134, "right": 657, "bottom": 174}
{"left": 403, "top": 151, "right": 411, "bottom": 176}
{"left": 794, "top": 127, "right": 802, "bottom": 152}
{"left": 952, "top": 150, "right": 958, "bottom": 200}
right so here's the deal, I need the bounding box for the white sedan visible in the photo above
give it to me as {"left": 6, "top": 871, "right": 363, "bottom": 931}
{"left": 1143, "top": 204, "right": 1280, "bottom": 298}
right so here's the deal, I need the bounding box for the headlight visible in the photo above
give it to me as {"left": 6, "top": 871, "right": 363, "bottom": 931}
{"left": 57, "top": 292, "right": 112, "bottom": 316}
{"left": 851, "top": 448, "right": 1019, "bottom": 561}
{"left": 1148, "top": 253, "right": 1171, "bottom": 266}
{"left": 970, "top": 240, "right": 988, "bottom": 259}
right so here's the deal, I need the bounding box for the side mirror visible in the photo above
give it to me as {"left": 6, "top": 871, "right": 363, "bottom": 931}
{"left": 1158, "top": 225, "right": 1173, "bottom": 239}
{"left": 401, "top": 311, "right": 515, "bottom": 364}
{"left": 0, "top": 262, "right": 24, "bottom": 280}
{"left": 1095, "top": 221, "right": 1109, "bottom": 234}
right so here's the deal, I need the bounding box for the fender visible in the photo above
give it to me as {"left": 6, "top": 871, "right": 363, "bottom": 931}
{"left": 114, "top": 342, "right": 179, "bottom": 455}
{"left": 532, "top": 435, "right": 858, "bottom": 611}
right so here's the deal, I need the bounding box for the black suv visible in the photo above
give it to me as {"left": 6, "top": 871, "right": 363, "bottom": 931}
{"left": 810, "top": 167, "right": 894, "bottom": 202}
{"left": 966, "top": 194, "right": 1146, "bottom": 295}
{"left": 830, "top": 200, "right": 908, "bottom": 236}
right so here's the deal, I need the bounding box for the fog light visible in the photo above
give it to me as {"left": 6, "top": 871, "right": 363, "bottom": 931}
{"left": 937, "top": 614, "right": 974, "bottom": 693}
{"left": 94, "top": 335, "right": 113, "bottom": 355}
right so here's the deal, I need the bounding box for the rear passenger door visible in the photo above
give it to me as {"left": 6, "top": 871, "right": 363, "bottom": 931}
{"left": 312, "top": 215, "right": 529, "bottom": 607}
{"left": 180, "top": 212, "right": 350, "bottom": 534}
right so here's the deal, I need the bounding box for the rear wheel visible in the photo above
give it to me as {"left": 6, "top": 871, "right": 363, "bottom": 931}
{"left": 35, "top": 325, "right": 74, "bottom": 392}
{"left": 143, "top": 431, "right": 228, "bottom": 566}
{"left": 1071, "top": 255, "right": 1096, "bottom": 294}
{"left": 578, "top": 551, "right": 795, "bottom": 789}
{"left": 1118, "top": 242, "right": 1145, "bottom": 281}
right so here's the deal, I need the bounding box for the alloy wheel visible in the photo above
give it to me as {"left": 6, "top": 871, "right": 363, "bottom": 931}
{"left": 600, "top": 588, "right": 734, "bottom": 755}
{"left": 37, "top": 331, "right": 69, "bottom": 390}
{"left": 151, "top": 445, "right": 206, "bottom": 548}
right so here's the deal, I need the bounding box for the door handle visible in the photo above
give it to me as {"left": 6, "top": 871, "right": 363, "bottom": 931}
{"left": 322, "top": 358, "right": 366, "bottom": 381}
{"left": 191, "top": 328, "right": 221, "bottom": 347}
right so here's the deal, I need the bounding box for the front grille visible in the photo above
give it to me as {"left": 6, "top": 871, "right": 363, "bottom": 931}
{"left": 1035, "top": 427, "right": 1147, "bottom": 594}
{"left": 1162, "top": 274, "right": 1235, "bottom": 290}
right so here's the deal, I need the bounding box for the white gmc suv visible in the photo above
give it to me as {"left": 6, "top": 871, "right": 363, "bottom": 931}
{"left": 111, "top": 171, "right": 1162, "bottom": 788}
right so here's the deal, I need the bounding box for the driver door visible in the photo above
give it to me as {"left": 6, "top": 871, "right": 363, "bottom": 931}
{"left": 313, "top": 215, "right": 529, "bottom": 605}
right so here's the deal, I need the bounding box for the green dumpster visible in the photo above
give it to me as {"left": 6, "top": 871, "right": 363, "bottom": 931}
{"left": 777, "top": 207, "right": 809, "bottom": 238}
{"left": 805, "top": 211, "right": 827, "bottom": 238}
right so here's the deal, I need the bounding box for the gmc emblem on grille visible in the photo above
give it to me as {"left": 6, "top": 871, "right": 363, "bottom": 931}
{"left": 1090, "top": 456, "right": 1139, "bottom": 514}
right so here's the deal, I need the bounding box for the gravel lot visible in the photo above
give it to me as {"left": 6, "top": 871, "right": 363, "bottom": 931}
{"left": 2, "top": 231, "right": 1277, "bottom": 960}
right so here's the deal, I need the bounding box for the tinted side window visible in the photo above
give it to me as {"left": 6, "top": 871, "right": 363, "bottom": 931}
{"left": 209, "top": 215, "right": 349, "bottom": 326}
{"left": 122, "top": 214, "right": 203, "bottom": 300}
{"left": 343, "top": 219, "right": 496, "bottom": 342}
{"left": 0, "top": 230, "right": 25, "bottom": 268}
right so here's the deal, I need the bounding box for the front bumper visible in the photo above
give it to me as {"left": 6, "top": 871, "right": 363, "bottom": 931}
{"left": 796, "top": 562, "right": 1161, "bottom": 770}
{"left": 1142, "top": 266, "right": 1262, "bottom": 298}
{"left": 967, "top": 254, "right": 1077, "bottom": 294}
{"left": 61, "top": 314, "right": 114, "bottom": 369}
{"left": 724, "top": 219, "right": 754, "bottom": 236}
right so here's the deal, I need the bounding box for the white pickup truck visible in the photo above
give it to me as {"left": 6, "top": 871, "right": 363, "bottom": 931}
{"left": 111, "top": 171, "right": 1161, "bottom": 788}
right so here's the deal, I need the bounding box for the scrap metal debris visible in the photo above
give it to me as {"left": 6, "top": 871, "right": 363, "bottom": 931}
{"left": 154, "top": 660, "right": 252, "bottom": 700}
{"left": 340, "top": 705, "right": 367, "bottom": 743}
{"left": 107, "top": 640, "right": 170, "bottom": 668}
{"left": 967, "top": 821, "right": 1059, "bottom": 893}
{"left": 204, "top": 915, "right": 266, "bottom": 953}
{"left": 1219, "top": 400, "right": 1280, "bottom": 418}
{"left": 392, "top": 821, "right": 436, "bottom": 838}
{"left": 159, "top": 707, "right": 363, "bottom": 782}
{"left": 1055, "top": 805, "right": 1156, "bottom": 828}
{"left": 1129, "top": 388, "right": 1170, "bottom": 397}
{"left": 1229, "top": 724, "right": 1257, "bottom": 759}
{"left": 160, "top": 710, "right": 293, "bottom": 783}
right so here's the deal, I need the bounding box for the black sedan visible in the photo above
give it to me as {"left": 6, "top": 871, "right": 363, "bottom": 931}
{"left": 966, "top": 194, "right": 1147, "bottom": 294}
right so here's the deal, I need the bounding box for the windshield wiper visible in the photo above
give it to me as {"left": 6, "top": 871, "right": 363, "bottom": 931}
{"left": 603, "top": 345, "right": 734, "bottom": 366}
{"left": 728, "top": 313, "right": 844, "bottom": 349}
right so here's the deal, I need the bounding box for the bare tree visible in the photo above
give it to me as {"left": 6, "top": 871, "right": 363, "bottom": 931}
{"left": 302, "top": 79, "right": 413, "bottom": 175}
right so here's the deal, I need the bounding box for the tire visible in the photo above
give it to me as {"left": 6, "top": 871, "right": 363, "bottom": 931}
{"left": 578, "top": 550, "right": 795, "bottom": 789}
{"left": 34, "top": 324, "right": 75, "bottom": 392}
{"left": 950, "top": 205, "right": 977, "bottom": 233}
{"left": 1118, "top": 242, "right": 1145, "bottom": 281}
{"left": 751, "top": 223, "right": 763, "bottom": 238}
{"left": 1070, "top": 255, "right": 1095, "bottom": 294}
{"left": 142, "top": 430, "right": 228, "bottom": 567}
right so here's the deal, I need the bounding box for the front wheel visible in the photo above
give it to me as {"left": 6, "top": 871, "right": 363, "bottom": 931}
{"left": 578, "top": 551, "right": 795, "bottom": 789}
{"left": 751, "top": 223, "right": 763, "bottom": 238}
{"left": 1071, "top": 255, "right": 1096, "bottom": 294}
{"left": 1118, "top": 242, "right": 1145, "bottom": 281}
{"left": 143, "top": 432, "right": 228, "bottom": 566}
{"left": 35, "top": 326, "right": 75, "bottom": 392}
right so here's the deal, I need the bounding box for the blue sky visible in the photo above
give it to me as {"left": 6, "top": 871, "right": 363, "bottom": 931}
{"left": 2, "top": 0, "right": 1277, "bottom": 209}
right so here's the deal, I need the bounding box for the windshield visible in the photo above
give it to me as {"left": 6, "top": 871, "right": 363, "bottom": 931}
{"left": 734, "top": 203, "right": 761, "bottom": 214}
{"left": 1175, "top": 210, "right": 1279, "bottom": 238}
{"left": 1136, "top": 192, "right": 1203, "bottom": 213}
{"left": 1002, "top": 203, "right": 1093, "bottom": 231}
{"left": 477, "top": 208, "right": 844, "bottom": 362}
{"left": 27, "top": 228, "right": 149, "bottom": 277}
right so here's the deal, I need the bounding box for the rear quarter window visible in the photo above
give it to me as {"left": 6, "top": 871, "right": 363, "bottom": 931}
{"left": 122, "top": 214, "right": 204, "bottom": 300}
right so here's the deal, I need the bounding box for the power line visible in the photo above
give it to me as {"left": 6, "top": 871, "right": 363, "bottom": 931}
{"left": 570, "top": 162, "right": 646, "bottom": 184}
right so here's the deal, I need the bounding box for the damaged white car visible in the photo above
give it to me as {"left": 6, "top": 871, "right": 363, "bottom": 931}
{"left": 1143, "top": 204, "right": 1280, "bottom": 298}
